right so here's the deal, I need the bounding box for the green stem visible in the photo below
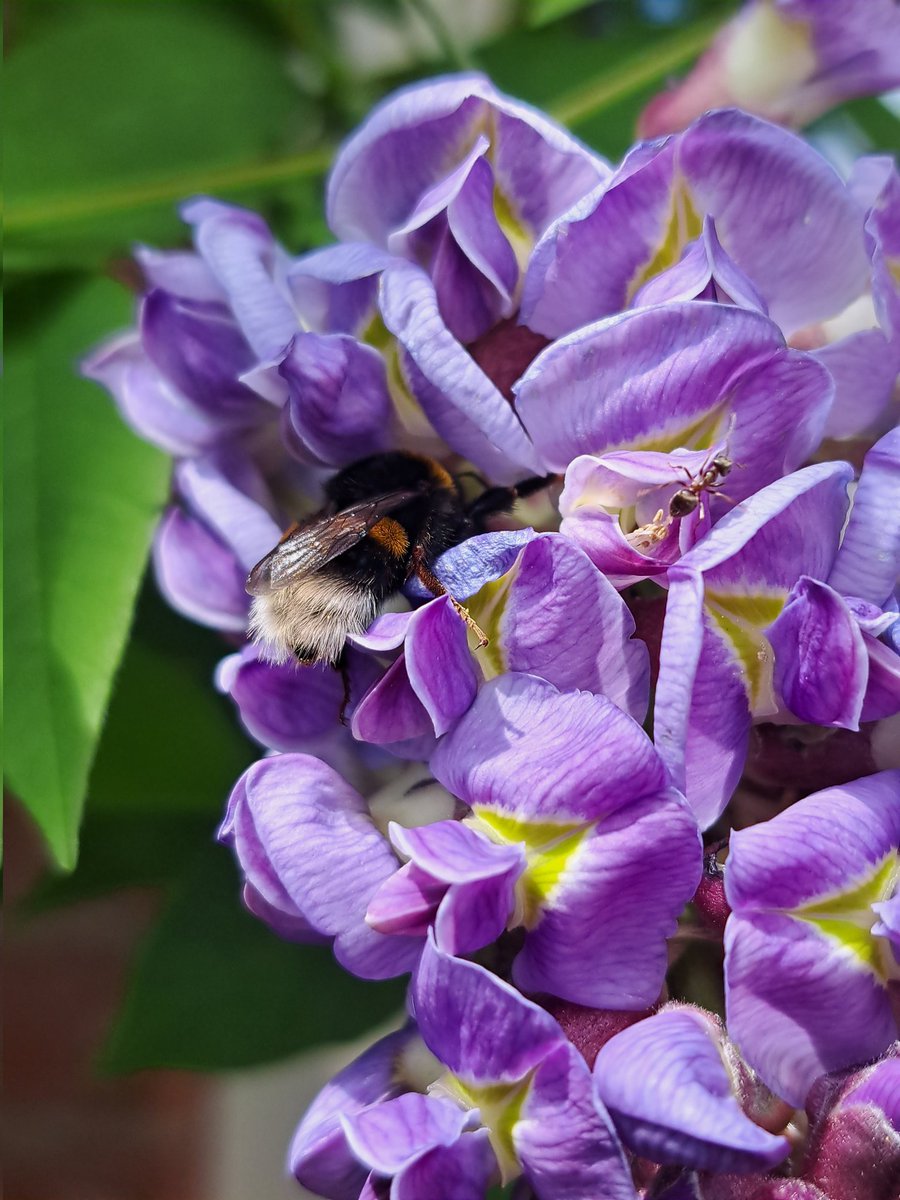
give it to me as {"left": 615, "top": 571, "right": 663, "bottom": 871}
{"left": 549, "top": 13, "right": 722, "bottom": 126}
{"left": 403, "top": 0, "right": 474, "bottom": 72}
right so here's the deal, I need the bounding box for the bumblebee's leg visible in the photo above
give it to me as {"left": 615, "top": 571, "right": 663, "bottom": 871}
{"left": 408, "top": 545, "right": 489, "bottom": 648}
{"left": 335, "top": 646, "right": 352, "bottom": 727}
{"left": 466, "top": 473, "right": 558, "bottom": 530}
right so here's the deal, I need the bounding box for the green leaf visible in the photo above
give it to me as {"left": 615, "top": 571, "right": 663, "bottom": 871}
{"left": 6, "top": 2, "right": 321, "bottom": 266}
{"left": 4, "top": 276, "right": 170, "bottom": 869}
{"left": 104, "top": 842, "right": 408, "bottom": 1072}
{"left": 85, "top": 582, "right": 258, "bottom": 819}
{"left": 525, "top": 0, "right": 597, "bottom": 27}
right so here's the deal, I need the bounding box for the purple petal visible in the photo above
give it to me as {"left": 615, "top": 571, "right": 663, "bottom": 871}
{"left": 226, "top": 754, "right": 419, "bottom": 978}
{"left": 829, "top": 427, "right": 900, "bottom": 607}
{"left": 594, "top": 1007, "right": 790, "bottom": 1172}
{"left": 380, "top": 262, "right": 542, "bottom": 482}
{"left": 140, "top": 291, "right": 267, "bottom": 420}
{"left": 351, "top": 654, "right": 434, "bottom": 746}
{"left": 861, "top": 635, "right": 900, "bottom": 723}
{"left": 342, "top": 1092, "right": 473, "bottom": 1175}
{"left": 515, "top": 301, "right": 830, "bottom": 492}
{"left": 512, "top": 788, "right": 701, "bottom": 1008}
{"left": 152, "top": 507, "right": 248, "bottom": 632}
{"left": 816, "top": 330, "right": 900, "bottom": 441}
{"left": 289, "top": 1026, "right": 418, "bottom": 1198}
{"left": 394, "top": 1130, "right": 496, "bottom": 1200}
{"left": 432, "top": 675, "right": 670, "bottom": 825}
{"left": 725, "top": 770, "right": 900, "bottom": 913}
{"left": 768, "top": 577, "right": 868, "bottom": 729}
{"left": 724, "top": 909, "right": 898, "bottom": 1106}
{"left": 844, "top": 1058, "right": 900, "bottom": 1132}
{"left": 413, "top": 934, "right": 563, "bottom": 1082}
{"left": 499, "top": 534, "right": 650, "bottom": 721}
{"left": 279, "top": 332, "right": 393, "bottom": 466}
{"left": 326, "top": 74, "right": 604, "bottom": 246}
{"left": 678, "top": 109, "right": 870, "bottom": 333}
{"left": 516, "top": 1041, "right": 637, "bottom": 1200}
{"left": 181, "top": 198, "right": 298, "bottom": 359}
{"left": 174, "top": 453, "right": 282, "bottom": 572}
{"left": 407, "top": 528, "right": 535, "bottom": 601}
{"left": 405, "top": 597, "right": 479, "bottom": 736}
{"left": 215, "top": 645, "right": 343, "bottom": 750}
{"left": 134, "top": 245, "right": 223, "bottom": 301}
{"left": 286, "top": 242, "right": 393, "bottom": 335}
{"left": 81, "top": 332, "right": 226, "bottom": 456}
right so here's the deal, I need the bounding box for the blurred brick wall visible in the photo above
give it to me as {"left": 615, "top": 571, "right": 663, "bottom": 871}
{"left": 5, "top": 798, "right": 212, "bottom": 1200}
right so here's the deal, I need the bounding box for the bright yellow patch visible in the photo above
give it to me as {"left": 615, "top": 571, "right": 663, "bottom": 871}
{"left": 794, "top": 855, "right": 899, "bottom": 979}
{"left": 441, "top": 1074, "right": 531, "bottom": 1184}
{"left": 628, "top": 179, "right": 704, "bottom": 300}
{"left": 368, "top": 517, "right": 410, "bottom": 557}
{"left": 465, "top": 558, "right": 523, "bottom": 678}
{"left": 474, "top": 807, "right": 591, "bottom": 926}
{"left": 705, "top": 589, "right": 786, "bottom": 712}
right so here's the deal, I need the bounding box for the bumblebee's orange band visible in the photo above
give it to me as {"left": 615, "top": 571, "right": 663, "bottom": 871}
{"left": 368, "top": 517, "right": 410, "bottom": 558}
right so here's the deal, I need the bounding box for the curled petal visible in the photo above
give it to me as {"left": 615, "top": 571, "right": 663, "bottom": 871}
{"left": 594, "top": 1007, "right": 790, "bottom": 1173}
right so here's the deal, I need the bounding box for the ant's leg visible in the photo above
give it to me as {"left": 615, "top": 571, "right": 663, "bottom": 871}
{"left": 409, "top": 545, "right": 488, "bottom": 648}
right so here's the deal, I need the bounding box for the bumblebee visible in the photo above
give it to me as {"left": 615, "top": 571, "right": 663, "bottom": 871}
{"left": 246, "top": 451, "right": 551, "bottom": 665}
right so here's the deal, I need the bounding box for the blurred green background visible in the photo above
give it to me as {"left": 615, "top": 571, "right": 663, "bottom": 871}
{"left": 5, "top": 2, "right": 897, "bottom": 1194}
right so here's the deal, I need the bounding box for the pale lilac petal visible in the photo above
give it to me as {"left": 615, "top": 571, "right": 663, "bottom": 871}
{"left": 174, "top": 453, "right": 282, "bottom": 572}
{"left": 152, "top": 508, "right": 248, "bottom": 632}
{"left": 816, "top": 331, "right": 900, "bottom": 440}
{"left": 725, "top": 771, "right": 900, "bottom": 913}
{"left": 350, "top": 610, "right": 414, "bottom": 652}
{"left": 515, "top": 1041, "right": 637, "bottom": 1200}
{"left": 653, "top": 565, "right": 706, "bottom": 796}
{"left": 432, "top": 675, "right": 669, "bottom": 825}
{"left": 134, "top": 245, "right": 223, "bottom": 301}
{"left": 327, "top": 74, "right": 604, "bottom": 246}
{"left": 512, "top": 789, "right": 701, "bottom": 1008}
{"left": 228, "top": 754, "right": 419, "bottom": 978}
{"left": 413, "top": 935, "right": 563, "bottom": 1082}
{"left": 872, "top": 897, "right": 900, "bottom": 958}
{"left": 500, "top": 535, "right": 650, "bottom": 722}
{"left": 82, "top": 332, "right": 225, "bottom": 456}
{"left": 768, "top": 577, "right": 868, "bottom": 730}
{"left": 286, "top": 243, "right": 393, "bottom": 334}
{"left": 341, "top": 1092, "right": 472, "bottom": 1175}
{"left": 394, "top": 1130, "right": 495, "bottom": 1200}
{"left": 405, "top": 597, "right": 479, "bottom": 736}
{"left": 594, "top": 1008, "right": 790, "bottom": 1172}
{"left": 515, "top": 302, "right": 829, "bottom": 491}
{"left": 289, "top": 1027, "right": 417, "bottom": 1198}
{"left": 182, "top": 197, "right": 298, "bottom": 359}
{"left": 366, "top": 862, "right": 444, "bottom": 938}
{"left": 279, "top": 332, "right": 393, "bottom": 466}
{"left": 679, "top": 109, "right": 870, "bottom": 333}
{"left": 521, "top": 141, "right": 676, "bottom": 338}
{"left": 829, "top": 427, "right": 900, "bottom": 606}
{"left": 380, "top": 262, "right": 542, "bottom": 482}
{"left": 724, "top": 910, "right": 898, "bottom": 1106}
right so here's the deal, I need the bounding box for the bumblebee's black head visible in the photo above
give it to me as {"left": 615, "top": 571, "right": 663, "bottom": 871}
{"left": 324, "top": 452, "right": 456, "bottom": 509}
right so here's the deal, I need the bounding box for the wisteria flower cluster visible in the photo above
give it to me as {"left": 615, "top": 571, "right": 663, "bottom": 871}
{"left": 86, "top": 56, "right": 900, "bottom": 1200}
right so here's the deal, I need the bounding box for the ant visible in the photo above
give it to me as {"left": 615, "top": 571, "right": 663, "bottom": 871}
{"left": 668, "top": 453, "right": 733, "bottom": 520}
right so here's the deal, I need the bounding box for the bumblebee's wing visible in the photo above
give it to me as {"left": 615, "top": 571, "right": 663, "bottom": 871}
{"left": 246, "top": 489, "right": 419, "bottom": 596}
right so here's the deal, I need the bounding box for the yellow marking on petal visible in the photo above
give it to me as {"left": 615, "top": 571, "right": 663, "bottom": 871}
{"left": 889, "top": 257, "right": 900, "bottom": 289}
{"left": 628, "top": 178, "right": 704, "bottom": 300}
{"left": 705, "top": 590, "right": 785, "bottom": 712}
{"left": 493, "top": 184, "right": 533, "bottom": 277}
{"left": 465, "top": 555, "right": 524, "bottom": 678}
{"left": 441, "top": 1074, "right": 530, "bottom": 1184}
{"left": 596, "top": 405, "right": 729, "bottom": 464}
{"left": 791, "top": 854, "right": 899, "bottom": 980}
{"left": 474, "top": 807, "right": 592, "bottom": 926}
{"left": 363, "top": 313, "right": 436, "bottom": 445}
